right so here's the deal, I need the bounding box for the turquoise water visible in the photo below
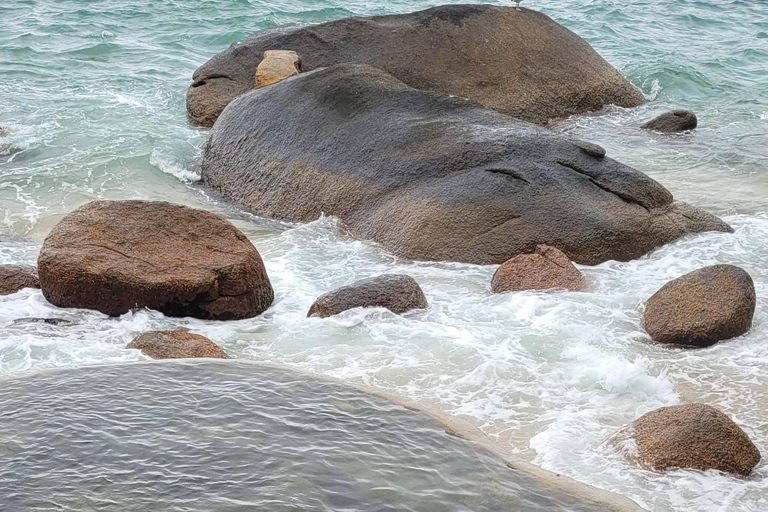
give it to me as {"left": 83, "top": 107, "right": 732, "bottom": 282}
{"left": 2, "top": 1, "right": 768, "bottom": 511}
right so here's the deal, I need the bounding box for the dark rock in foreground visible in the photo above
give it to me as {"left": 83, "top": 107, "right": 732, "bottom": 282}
{"left": 491, "top": 246, "right": 585, "bottom": 293}
{"left": 187, "top": 4, "right": 644, "bottom": 127}
{"left": 202, "top": 63, "right": 731, "bottom": 265}
{"left": 611, "top": 403, "right": 760, "bottom": 476}
{"left": 308, "top": 274, "right": 428, "bottom": 318}
{"left": 128, "top": 331, "right": 229, "bottom": 359}
{"left": 643, "top": 265, "right": 755, "bottom": 347}
{"left": 641, "top": 110, "right": 698, "bottom": 133}
{"left": 0, "top": 265, "right": 40, "bottom": 295}
{"left": 38, "top": 201, "right": 274, "bottom": 320}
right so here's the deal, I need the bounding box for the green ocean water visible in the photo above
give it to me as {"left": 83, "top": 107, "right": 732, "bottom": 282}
{"left": 2, "top": 1, "right": 768, "bottom": 511}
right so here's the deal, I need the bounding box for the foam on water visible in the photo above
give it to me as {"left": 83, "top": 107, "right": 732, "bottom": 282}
{"left": 2, "top": 1, "right": 768, "bottom": 511}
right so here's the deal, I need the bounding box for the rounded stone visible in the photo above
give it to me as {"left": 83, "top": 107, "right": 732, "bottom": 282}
{"left": 491, "top": 245, "right": 585, "bottom": 293}
{"left": 643, "top": 264, "right": 755, "bottom": 347}
{"left": 641, "top": 110, "right": 698, "bottom": 133}
{"left": 308, "top": 274, "right": 428, "bottom": 318}
{"left": 612, "top": 403, "right": 760, "bottom": 476}
{"left": 38, "top": 200, "right": 274, "bottom": 320}
{"left": 127, "top": 331, "right": 229, "bottom": 359}
{"left": 0, "top": 265, "right": 40, "bottom": 295}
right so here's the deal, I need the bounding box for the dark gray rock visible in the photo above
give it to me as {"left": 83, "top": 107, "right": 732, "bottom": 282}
{"left": 641, "top": 110, "right": 698, "bottom": 133}
{"left": 308, "top": 274, "right": 428, "bottom": 318}
{"left": 187, "top": 4, "right": 644, "bottom": 127}
{"left": 202, "top": 63, "right": 731, "bottom": 265}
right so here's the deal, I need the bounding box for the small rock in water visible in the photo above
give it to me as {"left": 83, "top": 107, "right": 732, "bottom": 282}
{"left": 610, "top": 403, "right": 760, "bottom": 476}
{"left": 308, "top": 274, "right": 428, "bottom": 318}
{"left": 0, "top": 126, "right": 7, "bottom": 137}
{"left": 127, "top": 331, "right": 229, "bottom": 359}
{"left": 11, "top": 317, "right": 75, "bottom": 326}
{"left": 255, "top": 50, "right": 301, "bottom": 89}
{"left": 641, "top": 110, "right": 698, "bottom": 133}
{"left": 643, "top": 264, "right": 755, "bottom": 347}
{"left": 0, "top": 265, "right": 40, "bottom": 295}
{"left": 491, "top": 245, "right": 585, "bottom": 293}
{"left": 37, "top": 200, "right": 274, "bottom": 320}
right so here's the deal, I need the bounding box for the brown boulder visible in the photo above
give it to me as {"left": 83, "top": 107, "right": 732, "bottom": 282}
{"left": 491, "top": 245, "right": 585, "bottom": 293}
{"left": 38, "top": 201, "right": 274, "bottom": 320}
{"left": 611, "top": 403, "right": 760, "bottom": 476}
{"left": 0, "top": 265, "right": 40, "bottom": 295}
{"left": 127, "top": 331, "right": 229, "bottom": 359}
{"left": 641, "top": 110, "right": 698, "bottom": 133}
{"left": 308, "top": 274, "right": 428, "bottom": 318}
{"left": 643, "top": 265, "right": 755, "bottom": 347}
{"left": 187, "top": 5, "right": 644, "bottom": 127}
{"left": 255, "top": 50, "right": 300, "bottom": 88}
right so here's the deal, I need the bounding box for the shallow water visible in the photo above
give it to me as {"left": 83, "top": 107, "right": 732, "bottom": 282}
{"left": 0, "top": 360, "right": 617, "bottom": 512}
{"left": 1, "top": 1, "right": 767, "bottom": 511}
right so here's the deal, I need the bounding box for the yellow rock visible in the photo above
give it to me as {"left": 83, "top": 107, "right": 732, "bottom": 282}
{"left": 255, "top": 50, "right": 301, "bottom": 89}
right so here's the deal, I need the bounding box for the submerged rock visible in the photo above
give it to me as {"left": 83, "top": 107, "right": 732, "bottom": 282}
{"left": 127, "top": 331, "right": 229, "bottom": 359}
{"left": 611, "top": 403, "right": 760, "bottom": 476}
{"left": 255, "top": 50, "right": 300, "bottom": 88}
{"left": 641, "top": 110, "right": 698, "bottom": 133}
{"left": 643, "top": 265, "right": 755, "bottom": 347}
{"left": 308, "top": 274, "right": 428, "bottom": 318}
{"left": 0, "top": 265, "right": 40, "bottom": 295}
{"left": 491, "top": 246, "right": 585, "bottom": 293}
{"left": 202, "top": 63, "right": 730, "bottom": 265}
{"left": 38, "top": 200, "right": 274, "bottom": 320}
{"left": 187, "top": 4, "right": 644, "bottom": 127}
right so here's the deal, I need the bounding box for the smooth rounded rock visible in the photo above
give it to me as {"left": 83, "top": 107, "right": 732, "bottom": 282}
{"left": 491, "top": 246, "right": 585, "bottom": 293}
{"left": 611, "top": 403, "right": 760, "bottom": 476}
{"left": 0, "top": 265, "right": 40, "bottom": 295}
{"left": 641, "top": 110, "right": 698, "bottom": 133}
{"left": 38, "top": 201, "right": 274, "bottom": 320}
{"left": 308, "top": 274, "right": 428, "bottom": 318}
{"left": 255, "top": 50, "right": 300, "bottom": 88}
{"left": 187, "top": 4, "right": 644, "bottom": 127}
{"left": 643, "top": 265, "right": 755, "bottom": 347}
{"left": 127, "top": 331, "right": 229, "bottom": 359}
{"left": 202, "top": 63, "right": 731, "bottom": 265}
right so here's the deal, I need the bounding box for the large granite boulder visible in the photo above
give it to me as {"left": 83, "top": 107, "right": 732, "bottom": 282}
{"left": 611, "top": 403, "right": 760, "bottom": 476}
{"left": 308, "top": 274, "right": 428, "bottom": 318}
{"left": 127, "top": 331, "right": 229, "bottom": 359}
{"left": 202, "top": 63, "right": 730, "bottom": 265}
{"left": 491, "top": 246, "right": 585, "bottom": 293}
{"left": 38, "top": 201, "right": 274, "bottom": 320}
{"left": 0, "top": 265, "right": 40, "bottom": 295}
{"left": 187, "top": 4, "right": 644, "bottom": 127}
{"left": 643, "top": 265, "right": 755, "bottom": 347}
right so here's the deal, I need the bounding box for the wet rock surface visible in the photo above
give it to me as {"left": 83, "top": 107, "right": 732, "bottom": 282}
{"left": 202, "top": 63, "right": 730, "bottom": 265}
{"left": 127, "top": 331, "right": 229, "bottom": 359}
{"left": 641, "top": 110, "right": 698, "bottom": 133}
{"left": 491, "top": 246, "right": 585, "bottom": 293}
{"left": 0, "top": 265, "right": 40, "bottom": 295}
{"left": 612, "top": 403, "right": 760, "bottom": 476}
{"left": 643, "top": 264, "right": 755, "bottom": 347}
{"left": 308, "top": 274, "right": 428, "bottom": 318}
{"left": 38, "top": 200, "right": 274, "bottom": 320}
{"left": 187, "top": 4, "right": 644, "bottom": 127}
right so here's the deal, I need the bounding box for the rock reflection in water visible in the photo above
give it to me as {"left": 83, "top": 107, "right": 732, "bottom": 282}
{"left": 0, "top": 360, "right": 615, "bottom": 512}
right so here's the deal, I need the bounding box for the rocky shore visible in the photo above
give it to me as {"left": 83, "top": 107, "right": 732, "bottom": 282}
{"left": 1, "top": 3, "right": 763, "bottom": 510}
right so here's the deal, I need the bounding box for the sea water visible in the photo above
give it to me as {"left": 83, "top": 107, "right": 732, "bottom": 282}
{"left": 1, "top": 1, "right": 767, "bottom": 511}
{"left": 0, "top": 360, "right": 615, "bottom": 512}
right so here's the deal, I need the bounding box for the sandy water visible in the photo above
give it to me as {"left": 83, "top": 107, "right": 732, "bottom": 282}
{"left": 1, "top": 1, "right": 768, "bottom": 510}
